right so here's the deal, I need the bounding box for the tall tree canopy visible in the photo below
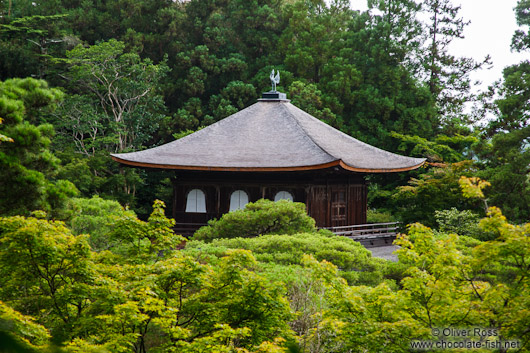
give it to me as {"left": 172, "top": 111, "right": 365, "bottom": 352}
{"left": 419, "top": 0, "right": 491, "bottom": 130}
{"left": 476, "top": 0, "right": 530, "bottom": 223}
{"left": 0, "top": 78, "right": 77, "bottom": 216}
{"left": 0, "top": 0, "right": 525, "bottom": 223}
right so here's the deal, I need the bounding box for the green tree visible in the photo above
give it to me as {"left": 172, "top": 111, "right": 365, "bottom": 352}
{"left": 193, "top": 199, "right": 317, "bottom": 242}
{"left": 51, "top": 40, "right": 169, "bottom": 208}
{"left": 0, "top": 214, "right": 94, "bottom": 342}
{"left": 165, "top": 0, "right": 285, "bottom": 128}
{"left": 0, "top": 13, "right": 75, "bottom": 81}
{"left": 511, "top": 0, "right": 530, "bottom": 52}
{"left": 434, "top": 207, "right": 482, "bottom": 239}
{"left": 367, "top": 0, "right": 423, "bottom": 71}
{"left": 0, "top": 301, "right": 51, "bottom": 352}
{"left": 0, "top": 201, "right": 293, "bottom": 351}
{"left": 108, "top": 200, "right": 183, "bottom": 262}
{"left": 288, "top": 81, "right": 341, "bottom": 129}
{"left": 420, "top": 0, "right": 490, "bottom": 127}
{"left": 305, "top": 214, "right": 529, "bottom": 352}
{"left": 479, "top": 1, "right": 530, "bottom": 223}
{"left": 206, "top": 80, "right": 258, "bottom": 124}
{"left": 337, "top": 9, "right": 438, "bottom": 150}
{"left": 489, "top": 62, "right": 530, "bottom": 134}
{"left": 293, "top": 254, "right": 428, "bottom": 353}
{"left": 470, "top": 207, "right": 530, "bottom": 348}
{"left": 478, "top": 126, "right": 530, "bottom": 223}
{"left": 392, "top": 161, "right": 481, "bottom": 226}
{"left": 391, "top": 132, "right": 478, "bottom": 163}
{"left": 65, "top": 196, "right": 137, "bottom": 251}
{"left": 75, "top": 250, "right": 290, "bottom": 352}
{"left": 0, "top": 78, "right": 78, "bottom": 216}
{"left": 280, "top": 0, "right": 352, "bottom": 83}
{"left": 60, "top": 39, "right": 168, "bottom": 153}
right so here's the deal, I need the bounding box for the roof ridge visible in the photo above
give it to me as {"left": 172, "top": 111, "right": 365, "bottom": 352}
{"left": 285, "top": 102, "right": 373, "bottom": 148}
{"left": 280, "top": 103, "right": 340, "bottom": 161}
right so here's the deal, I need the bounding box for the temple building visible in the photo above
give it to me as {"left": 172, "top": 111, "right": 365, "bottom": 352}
{"left": 111, "top": 91, "right": 425, "bottom": 233}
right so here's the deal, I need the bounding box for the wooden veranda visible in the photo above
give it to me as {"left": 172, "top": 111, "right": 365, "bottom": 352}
{"left": 173, "top": 221, "right": 401, "bottom": 248}
{"left": 323, "top": 221, "right": 401, "bottom": 247}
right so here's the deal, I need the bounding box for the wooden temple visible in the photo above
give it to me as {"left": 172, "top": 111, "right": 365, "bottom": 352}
{"left": 111, "top": 91, "right": 425, "bottom": 232}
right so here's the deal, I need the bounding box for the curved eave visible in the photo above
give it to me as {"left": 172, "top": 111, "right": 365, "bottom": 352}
{"left": 111, "top": 155, "right": 426, "bottom": 173}
{"left": 338, "top": 160, "right": 426, "bottom": 173}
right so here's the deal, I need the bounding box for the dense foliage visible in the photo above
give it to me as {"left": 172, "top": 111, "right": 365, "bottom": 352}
{"left": 0, "top": 202, "right": 291, "bottom": 352}
{"left": 187, "top": 231, "right": 389, "bottom": 286}
{"left": 0, "top": 78, "right": 78, "bottom": 217}
{"left": 1, "top": 0, "right": 522, "bottom": 221}
{"left": 1, "top": 0, "right": 530, "bottom": 351}
{"left": 65, "top": 196, "right": 140, "bottom": 251}
{"left": 193, "top": 199, "right": 317, "bottom": 241}
{"left": 1, "top": 200, "right": 529, "bottom": 352}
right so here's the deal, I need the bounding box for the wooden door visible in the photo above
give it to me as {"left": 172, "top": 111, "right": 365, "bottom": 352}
{"left": 330, "top": 186, "right": 347, "bottom": 227}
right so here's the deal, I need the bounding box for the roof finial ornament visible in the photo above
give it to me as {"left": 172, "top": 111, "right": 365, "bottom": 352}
{"left": 260, "top": 69, "right": 287, "bottom": 100}
{"left": 270, "top": 69, "right": 280, "bottom": 92}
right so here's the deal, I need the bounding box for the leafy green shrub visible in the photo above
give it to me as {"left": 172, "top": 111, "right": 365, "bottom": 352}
{"left": 0, "top": 301, "right": 51, "bottom": 352}
{"left": 185, "top": 232, "right": 387, "bottom": 286}
{"left": 0, "top": 214, "right": 93, "bottom": 341}
{"left": 434, "top": 207, "right": 494, "bottom": 240}
{"left": 367, "top": 208, "right": 396, "bottom": 223}
{"left": 66, "top": 196, "right": 136, "bottom": 251}
{"left": 0, "top": 213, "right": 290, "bottom": 351}
{"left": 433, "top": 232, "right": 483, "bottom": 256}
{"left": 380, "top": 261, "right": 410, "bottom": 289}
{"left": 193, "top": 199, "right": 316, "bottom": 242}
{"left": 108, "top": 200, "right": 184, "bottom": 261}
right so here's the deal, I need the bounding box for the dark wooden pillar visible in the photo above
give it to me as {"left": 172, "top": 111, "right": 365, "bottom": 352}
{"left": 172, "top": 176, "right": 178, "bottom": 220}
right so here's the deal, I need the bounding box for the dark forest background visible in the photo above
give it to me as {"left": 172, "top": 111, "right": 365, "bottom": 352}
{"left": 1, "top": 0, "right": 529, "bottom": 225}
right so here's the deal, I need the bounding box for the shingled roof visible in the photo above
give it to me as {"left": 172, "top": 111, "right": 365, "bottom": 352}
{"left": 111, "top": 98, "right": 425, "bottom": 173}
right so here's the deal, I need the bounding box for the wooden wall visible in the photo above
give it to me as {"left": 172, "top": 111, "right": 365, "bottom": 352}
{"left": 171, "top": 169, "right": 367, "bottom": 228}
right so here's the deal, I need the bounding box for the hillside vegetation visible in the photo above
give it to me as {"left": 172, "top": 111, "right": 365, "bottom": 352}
{"left": 1, "top": 0, "right": 530, "bottom": 351}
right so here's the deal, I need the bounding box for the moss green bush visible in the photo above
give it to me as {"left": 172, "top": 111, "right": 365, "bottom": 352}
{"left": 434, "top": 207, "right": 495, "bottom": 240}
{"left": 367, "top": 208, "right": 396, "bottom": 223}
{"left": 193, "top": 199, "right": 316, "bottom": 242}
{"left": 65, "top": 196, "right": 136, "bottom": 250}
{"left": 185, "top": 232, "right": 388, "bottom": 286}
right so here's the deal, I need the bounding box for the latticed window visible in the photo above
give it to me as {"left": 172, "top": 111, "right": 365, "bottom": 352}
{"left": 230, "top": 190, "right": 249, "bottom": 211}
{"left": 185, "top": 189, "right": 206, "bottom": 213}
{"left": 274, "top": 191, "right": 293, "bottom": 202}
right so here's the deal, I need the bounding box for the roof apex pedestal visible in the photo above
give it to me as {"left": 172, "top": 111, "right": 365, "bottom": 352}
{"left": 259, "top": 91, "right": 289, "bottom": 101}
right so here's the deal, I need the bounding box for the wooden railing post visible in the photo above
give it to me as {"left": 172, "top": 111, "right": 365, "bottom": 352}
{"left": 322, "top": 222, "right": 401, "bottom": 247}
